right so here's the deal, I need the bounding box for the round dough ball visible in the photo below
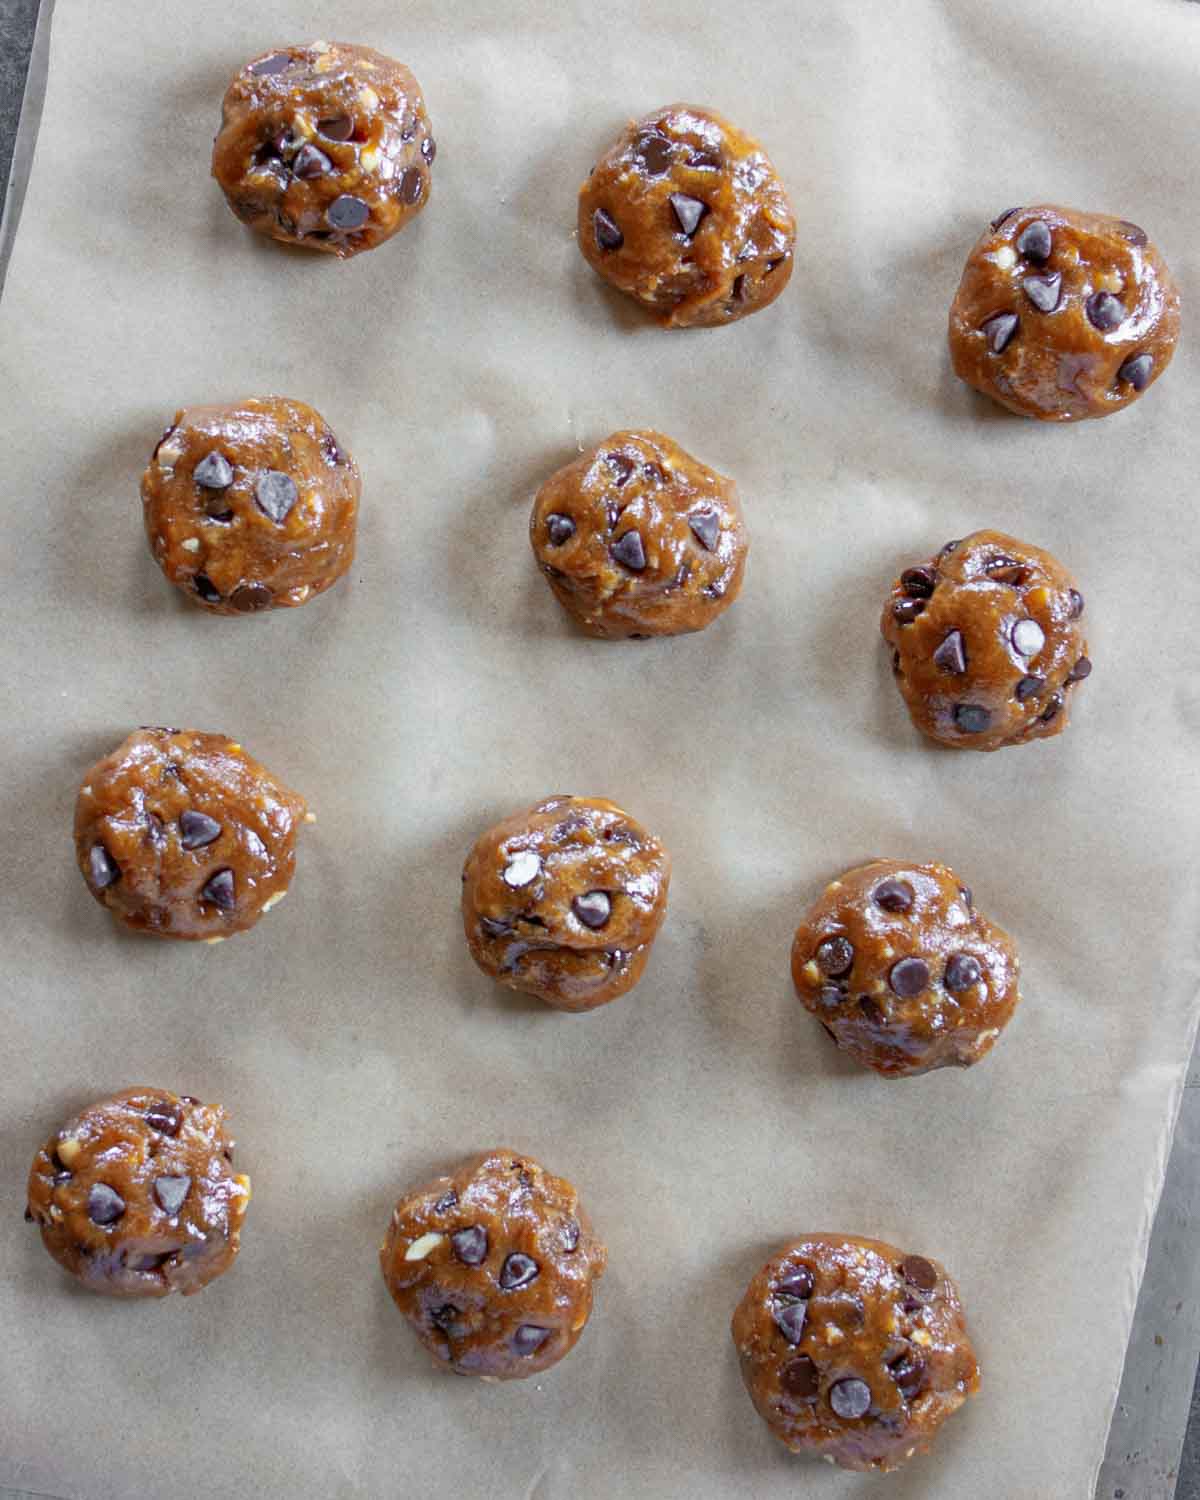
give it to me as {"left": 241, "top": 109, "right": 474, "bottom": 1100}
{"left": 25, "top": 1088, "right": 251, "bottom": 1298}
{"left": 577, "top": 103, "right": 795, "bottom": 328}
{"left": 462, "top": 795, "right": 671, "bottom": 1012}
{"left": 881, "top": 529, "right": 1090, "bottom": 751}
{"left": 142, "top": 396, "right": 360, "bottom": 615}
{"left": 530, "top": 430, "right": 748, "bottom": 638}
{"left": 791, "top": 859, "right": 1020, "bottom": 1077}
{"left": 948, "top": 204, "right": 1180, "bottom": 421}
{"left": 731, "top": 1234, "right": 979, "bottom": 1472}
{"left": 212, "top": 41, "right": 434, "bottom": 258}
{"left": 75, "top": 727, "right": 309, "bottom": 941}
{"left": 380, "top": 1149, "right": 607, "bottom": 1379}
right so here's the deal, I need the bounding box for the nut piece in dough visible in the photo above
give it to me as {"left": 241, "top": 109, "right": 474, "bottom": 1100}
{"left": 948, "top": 204, "right": 1180, "bottom": 421}
{"left": 791, "top": 859, "right": 1020, "bottom": 1077}
{"left": 212, "top": 41, "right": 434, "bottom": 258}
{"left": 25, "top": 1088, "right": 250, "bottom": 1297}
{"left": 881, "top": 530, "right": 1090, "bottom": 751}
{"left": 380, "top": 1149, "right": 607, "bottom": 1379}
{"left": 578, "top": 103, "right": 795, "bottom": 327}
{"left": 462, "top": 795, "right": 671, "bottom": 1012}
{"left": 75, "top": 727, "right": 308, "bottom": 940}
{"left": 731, "top": 1234, "right": 979, "bottom": 1472}
{"left": 142, "top": 396, "right": 359, "bottom": 615}
{"left": 530, "top": 431, "right": 748, "bottom": 638}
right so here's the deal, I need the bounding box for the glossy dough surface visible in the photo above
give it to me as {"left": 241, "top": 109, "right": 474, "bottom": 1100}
{"left": 212, "top": 41, "right": 434, "bottom": 258}
{"left": 142, "top": 396, "right": 360, "bottom": 615}
{"left": 948, "top": 204, "right": 1180, "bottom": 421}
{"left": 25, "top": 1089, "right": 251, "bottom": 1298}
{"left": 75, "top": 727, "right": 308, "bottom": 940}
{"left": 462, "top": 795, "right": 671, "bottom": 1011}
{"left": 881, "top": 529, "right": 1090, "bottom": 751}
{"left": 578, "top": 103, "right": 795, "bottom": 327}
{"left": 530, "top": 430, "right": 747, "bottom": 638}
{"left": 731, "top": 1234, "right": 979, "bottom": 1472}
{"left": 380, "top": 1149, "right": 607, "bottom": 1379}
{"left": 791, "top": 859, "right": 1020, "bottom": 1077}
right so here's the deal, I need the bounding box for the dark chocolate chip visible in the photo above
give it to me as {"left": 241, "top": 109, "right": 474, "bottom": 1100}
{"left": 940, "top": 539, "right": 962, "bottom": 557}
{"left": 1068, "top": 589, "right": 1085, "bottom": 619}
{"left": 1016, "top": 220, "right": 1052, "bottom": 261}
{"left": 561, "top": 1218, "right": 581, "bottom": 1252}
{"left": 546, "top": 513, "right": 575, "bottom": 546}
{"left": 1118, "top": 220, "right": 1148, "bottom": 247}
{"left": 480, "top": 916, "right": 512, "bottom": 939}
{"left": 87, "top": 1183, "right": 125, "bottom": 1226}
{"left": 451, "top": 1226, "right": 488, "bottom": 1266}
{"left": 731, "top": 274, "right": 748, "bottom": 303}
{"left": 643, "top": 462, "right": 667, "bottom": 484}
{"left": 431, "top": 1303, "right": 459, "bottom": 1333}
{"left": 816, "top": 937, "right": 854, "bottom": 977}
{"left": 819, "top": 981, "right": 848, "bottom": 1007}
{"left": 88, "top": 844, "right": 119, "bottom": 890}
{"left": 858, "top": 995, "right": 884, "bottom": 1025}
{"left": 944, "top": 953, "right": 983, "bottom": 992}
{"left": 433, "top": 1189, "right": 458, "bottom": 1213}
{"left": 201, "top": 868, "right": 236, "bottom": 910}
{"left": 193, "top": 451, "right": 233, "bottom": 490}
{"left": 399, "top": 168, "right": 424, "bottom": 205}
{"left": 982, "top": 312, "right": 1019, "bottom": 353}
{"left": 230, "top": 582, "right": 274, "bottom": 612}
{"left": 513, "top": 1324, "right": 550, "bottom": 1357}
{"left": 932, "top": 629, "right": 967, "bottom": 675}
{"left": 781, "top": 1355, "right": 820, "bottom": 1399}
{"left": 889, "top": 956, "right": 929, "bottom": 998}
{"left": 1040, "top": 692, "right": 1065, "bottom": 724}
{"left": 608, "top": 452, "right": 635, "bottom": 487}
{"left": 611, "top": 530, "right": 646, "bottom": 571}
{"left": 1022, "top": 271, "right": 1062, "bottom": 313}
{"left": 327, "top": 194, "right": 369, "bottom": 230}
{"left": 776, "top": 1266, "right": 815, "bottom": 1300}
{"left": 669, "top": 193, "right": 708, "bottom": 236}
{"left": 1086, "top": 291, "right": 1124, "bottom": 331}
{"left": 293, "top": 144, "right": 331, "bottom": 179}
{"left": 250, "top": 53, "right": 293, "bottom": 76}
{"left": 960, "top": 885, "right": 973, "bottom": 909}
{"left": 773, "top": 1301, "right": 807, "bottom": 1344}
{"left": 635, "top": 134, "right": 674, "bottom": 176}
{"left": 900, "top": 567, "right": 936, "bottom": 599}
{"left": 1015, "top": 676, "right": 1045, "bottom": 707}
{"left": 499, "top": 1252, "right": 539, "bottom": 1290}
{"left": 953, "top": 703, "right": 992, "bottom": 734}
{"left": 1067, "top": 656, "right": 1092, "bottom": 683}
{"left": 593, "top": 208, "right": 624, "bottom": 251}
{"left": 24, "top": 1206, "right": 33, "bottom": 1223}
{"left": 901, "top": 1254, "right": 938, "bottom": 1291}
{"left": 1118, "top": 353, "right": 1153, "bottom": 391}
{"left": 888, "top": 1350, "right": 925, "bottom": 1399}
{"left": 194, "top": 573, "right": 221, "bottom": 604}
{"left": 145, "top": 1103, "right": 181, "bottom": 1136}
{"left": 52, "top": 1170, "right": 72, "bottom": 1186}
{"left": 421, "top": 137, "right": 436, "bottom": 164}
{"left": 318, "top": 115, "right": 354, "bottom": 141}
{"left": 688, "top": 149, "right": 722, "bottom": 170}
{"left": 254, "top": 470, "right": 297, "bottom": 523}
{"left": 892, "top": 598, "right": 926, "bottom": 625}
{"left": 688, "top": 509, "right": 720, "bottom": 551}
{"left": 874, "top": 878, "right": 914, "bottom": 913}
{"left": 573, "top": 890, "right": 612, "bottom": 929}
{"left": 829, "top": 1378, "right": 872, "bottom": 1420}
{"left": 990, "top": 206, "right": 1019, "bottom": 230}
{"left": 179, "top": 810, "right": 221, "bottom": 850}
{"left": 154, "top": 1175, "right": 190, "bottom": 1215}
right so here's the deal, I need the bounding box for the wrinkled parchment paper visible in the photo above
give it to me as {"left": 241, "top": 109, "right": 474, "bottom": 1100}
{"left": 2, "top": 2, "right": 1199, "bottom": 1496}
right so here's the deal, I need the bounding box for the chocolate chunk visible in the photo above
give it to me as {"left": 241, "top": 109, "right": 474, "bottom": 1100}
{"left": 546, "top": 513, "right": 575, "bottom": 546}
{"left": 193, "top": 451, "right": 233, "bottom": 490}
{"left": 776, "top": 1266, "right": 815, "bottom": 1300}
{"left": 194, "top": 573, "right": 221, "bottom": 604}
{"left": 944, "top": 953, "right": 983, "bottom": 992}
{"left": 318, "top": 115, "right": 354, "bottom": 141}
{"left": 573, "top": 890, "right": 611, "bottom": 929}
{"left": 179, "top": 810, "right": 221, "bottom": 851}
{"left": 431, "top": 1303, "right": 459, "bottom": 1333}
{"left": 1068, "top": 589, "right": 1085, "bottom": 619}
{"left": 502, "top": 851, "right": 541, "bottom": 888}
{"left": 87, "top": 1183, "right": 125, "bottom": 1226}
{"left": 892, "top": 598, "right": 926, "bottom": 625}
{"left": 781, "top": 1355, "right": 820, "bottom": 1399}
{"left": 608, "top": 452, "right": 635, "bottom": 487}
{"left": 900, "top": 1254, "right": 938, "bottom": 1291}
{"left": 1016, "top": 220, "right": 1052, "bottom": 261}
{"left": 889, "top": 1350, "right": 925, "bottom": 1400}
{"left": 688, "top": 509, "right": 720, "bottom": 551}
{"left": 421, "top": 137, "right": 436, "bottom": 164}
{"left": 773, "top": 1301, "right": 807, "bottom": 1344}
{"left": 611, "top": 530, "right": 646, "bottom": 571}
{"left": 731, "top": 274, "right": 748, "bottom": 303}
{"left": 1118, "top": 353, "right": 1153, "bottom": 391}
{"left": 874, "top": 879, "right": 914, "bottom": 913}
{"left": 1022, "top": 271, "right": 1062, "bottom": 313}
{"left": 230, "top": 582, "right": 274, "bottom": 612}
{"left": 1086, "top": 291, "right": 1124, "bottom": 331}
{"left": 145, "top": 1102, "right": 181, "bottom": 1136}
{"left": 254, "top": 470, "right": 297, "bottom": 523}
{"left": 688, "top": 149, "right": 722, "bottom": 170}
{"left": 889, "top": 956, "right": 930, "bottom": 998}
{"left": 204, "top": 496, "right": 235, "bottom": 523}
{"left": 819, "top": 981, "right": 847, "bottom": 1008}
{"left": 451, "top": 1226, "right": 488, "bottom": 1265}
{"left": 669, "top": 193, "right": 708, "bottom": 236}
{"left": 561, "top": 1218, "right": 581, "bottom": 1252}
{"left": 88, "top": 844, "right": 119, "bottom": 890}
{"left": 154, "top": 1175, "right": 190, "bottom": 1215}
{"left": 499, "top": 1252, "right": 539, "bottom": 1290}
{"left": 513, "top": 1324, "right": 550, "bottom": 1357}
{"left": 293, "top": 144, "right": 331, "bottom": 179}
{"left": 1015, "top": 674, "right": 1045, "bottom": 702}
{"left": 901, "top": 566, "right": 936, "bottom": 599}
{"left": 593, "top": 208, "right": 623, "bottom": 251}
{"left": 990, "top": 206, "right": 1019, "bottom": 230}
{"left": 399, "top": 168, "right": 424, "bottom": 205}
{"left": 1011, "top": 619, "right": 1045, "bottom": 657}
{"left": 816, "top": 937, "right": 854, "bottom": 977}
{"left": 635, "top": 134, "right": 674, "bottom": 176}
{"left": 953, "top": 703, "right": 992, "bottom": 734}
{"left": 982, "top": 312, "right": 1019, "bottom": 353}
{"left": 932, "top": 629, "right": 967, "bottom": 675}
{"left": 433, "top": 1188, "right": 458, "bottom": 1214}
{"left": 1118, "top": 220, "right": 1148, "bottom": 247}
{"left": 829, "top": 1378, "right": 872, "bottom": 1420}
{"left": 327, "top": 194, "right": 369, "bottom": 230}
{"left": 1040, "top": 692, "right": 1065, "bottom": 724}
{"left": 250, "top": 53, "right": 293, "bottom": 76}
{"left": 200, "top": 868, "right": 236, "bottom": 910}
{"left": 1067, "top": 656, "right": 1092, "bottom": 683}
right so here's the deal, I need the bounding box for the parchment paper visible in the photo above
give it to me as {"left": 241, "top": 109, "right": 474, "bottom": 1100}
{"left": 2, "top": 2, "right": 1199, "bottom": 1496}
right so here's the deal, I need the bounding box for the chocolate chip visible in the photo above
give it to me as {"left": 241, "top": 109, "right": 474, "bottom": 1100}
{"left": 479, "top": 916, "right": 512, "bottom": 939}
{"left": 1011, "top": 619, "right": 1045, "bottom": 657}
{"left": 318, "top": 115, "right": 354, "bottom": 141}
{"left": 87, "top": 1183, "right": 125, "bottom": 1226}
{"left": 892, "top": 598, "right": 925, "bottom": 624}
{"left": 688, "top": 149, "right": 722, "bottom": 170}
{"left": 643, "top": 462, "right": 667, "bottom": 484}
{"left": 781, "top": 1355, "right": 820, "bottom": 1399}
{"left": 204, "top": 497, "right": 234, "bottom": 523}
{"left": 953, "top": 703, "right": 992, "bottom": 734}
{"left": 932, "top": 630, "right": 967, "bottom": 674}
{"left": 901, "top": 567, "right": 936, "bottom": 599}
{"left": 451, "top": 1226, "right": 488, "bottom": 1265}
{"left": 201, "top": 868, "right": 236, "bottom": 910}
{"left": 635, "top": 134, "right": 674, "bottom": 176}
{"left": 145, "top": 1102, "right": 181, "bottom": 1136}
{"left": 254, "top": 470, "right": 297, "bottom": 523}
{"left": 230, "top": 582, "right": 274, "bottom": 612}
{"left": 502, "top": 851, "right": 541, "bottom": 888}
{"left": 593, "top": 208, "right": 623, "bottom": 251}
{"left": 1067, "top": 656, "right": 1092, "bottom": 683}
{"left": 546, "top": 513, "right": 575, "bottom": 546}
{"left": 561, "top": 1218, "right": 581, "bottom": 1252}
{"left": 1086, "top": 291, "right": 1124, "bottom": 331}
{"left": 1068, "top": 589, "right": 1085, "bottom": 620}
{"left": 1022, "top": 271, "right": 1062, "bottom": 313}
{"left": 940, "top": 539, "right": 962, "bottom": 557}
{"left": 1016, "top": 220, "right": 1052, "bottom": 261}
{"left": 888, "top": 1351, "right": 925, "bottom": 1399}
{"left": 960, "top": 886, "right": 973, "bottom": 908}
{"left": 889, "top": 956, "right": 929, "bottom": 998}
{"left": 900, "top": 1255, "right": 937, "bottom": 1291}
{"left": 88, "top": 844, "right": 119, "bottom": 890}
{"left": 293, "top": 144, "right": 331, "bottom": 179}
{"left": 399, "top": 168, "right": 424, "bottom": 205}
{"left": 990, "top": 206, "right": 1019, "bottom": 230}
{"left": 1118, "top": 220, "right": 1148, "bottom": 247}
{"left": 154, "top": 1175, "right": 190, "bottom": 1215}
{"left": 816, "top": 937, "right": 854, "bottom": 977}
{"left": 1015, "top": 674, "right": 1045, "bottom": 703}
{"left": 944, "top": 953, "right": 982, "bottom": 992}
{"left": 669, "top": 193, "right": 708, "bottom": 237}
{"left": 250, "top": 53, "right": 293, "bottom": 76}
{"left": 986, "top": 550, "right": 1023, "bottom": 575}
{"left": 431, "top": 1303, "right": 459, "bottom": 1333}
{"left": 193, "top": 451, "right": 233, "bottom": 489}
{"left": 513, "top": 1324, "right": 550, "bottom": 1357}
{"left": 500, "top": 1252, "right": 539, "bottom": 1290}
{"left": 773, "top": 1302, "right": 807, "bottom": 1344}
{"left": 194, "top": 573, "right": 221, "bottom": 604}
{"left": 421, "top": 137, "right": 436, "bottom": 164}
{"left": 573, "top": 890, "right": 611, "bottom": 929}
{"left": 607, "top": 452, "right": 635, "bottom": 487}
{"left": 1118, "top": 353, "right": 1153, "bottom": 391}
{"left": 688, "top": 509, "right": 720, "bottom": 551}
{"left": 776, "top": 1266, "right": 815, "bottom": 1300}
{"left": 611, "top": 530, "right": 646, "bottom": 571}
{"left": 874, "top": 879, "right": 914, "bottom": 913}
{"left": 731, "top": 274, "right": 748, "bottom": 303}
{"left": 1040, "top": 692, "right": 1065, "bottom": 724}
{"left": 982, "top": 312, "right": 1019, "bottom": 353}
{"left": 23, "top": 1206, "right": 33, "bottom": 1223}
{"left": 829, "top": 1378, "right": 872, "bottom": 1420}
{"left": 179, "top": 810, "right": 221, "bottom": 850}
{"left": 819, "top": 981, "right": 847, "bottom": 1007}
{"left": 327, "top": 194, "right": 369, "bottom": 230}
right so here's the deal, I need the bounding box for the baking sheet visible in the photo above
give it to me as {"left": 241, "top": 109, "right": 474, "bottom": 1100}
{"left": 1, "top": 1, "right": 1199, "bottom": 1496}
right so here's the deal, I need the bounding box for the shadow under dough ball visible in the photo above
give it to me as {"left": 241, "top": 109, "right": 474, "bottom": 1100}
{"left": 461, "top": 795, "right": 670, "bottom": 1012}
{"left": 948, "top": 204, "right": 1180, "bottom": 420}
{"left": 75, "top": 727, "right": 310, "bottom": 940}
{"left": 25, "top": 1088, "right": 251, "bottom": 1297}
{"left": 380, "top": 1149, "right": 607, "bottom": 1379}
{"left": 212, "top": 40, "right": 434, "bottom": 257}
{"left": 530, "top": 430, "right": 748, "bottom": 637}
{"left": 881, "top": 529, "right": 1091, "bottom": 750}
{"left": 142, "top": 396, "right": 360, "bottom": 614}
{"left": 731, "top": 1234, "right": 979, "bottom": 1472}
{"left": 578, "top": 103, "right": 795, "bottom": 327}
{"left": 791, "top": 859, "right": 1020, "bottom": 1077}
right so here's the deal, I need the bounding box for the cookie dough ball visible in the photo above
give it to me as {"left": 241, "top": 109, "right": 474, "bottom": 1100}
{"left": 142, "top": 396, "right": 360, "bottom": 615}
{"left": 881, "top": 530, "right": 1091, "bottom": 751}
{"left": 530, "top": 431, "right": 748, "bottom": 638}
{"left": 25, "top": 1088, "right": 251, "bottom": 1297}
{"left": 731, "top": 1234, "right": 979, "bottom": 1472}
{"left": 578, "top": 104, "right": 795, "bottom": 328}
{"left": 75, "top": 727, "right": 310, "bottom": 940}
{"left": 462, "top": 795, "right": 670, "bottom": 1012}
{"left": 380, "top": 1149, "right": 607, "bottom": 1379}
{"left": 949, "top": 204, "right": 1180, "bottom": 421}
{"left": 791, "top": 859, "right": 1019, "bottom": 1077}
{"left": 212, "top": 41, "right": 434, "bottom": 258}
